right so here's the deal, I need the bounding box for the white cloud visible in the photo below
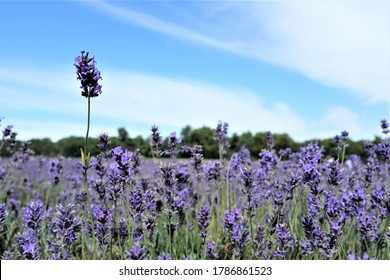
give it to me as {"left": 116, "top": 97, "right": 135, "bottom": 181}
{"left": 94, "top": 71, "right": 309, "bottom": 140}
{"left": 0, "top": 66, "right": 379, "bottom": 142}
{"left": 309, "top": 106, "right": 362, "bottom": 140}
{"left": 88, "top": 1, "right": 390, "bottom": 104}
{"left": 0, "top": 66, "right": 84, "bottom": 114}
{"left": 8, "top": 119, "right": 118, "bottom": 143}
{"left": 246, "top": 1, "right": 390, "bottom": 103}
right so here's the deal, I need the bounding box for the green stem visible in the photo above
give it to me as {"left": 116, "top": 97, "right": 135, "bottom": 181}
{"left": 84, "top": 96, "right": 91, "bottom": 182}
{"left": 83, "top": 96, "right": 98, "bottom": 259}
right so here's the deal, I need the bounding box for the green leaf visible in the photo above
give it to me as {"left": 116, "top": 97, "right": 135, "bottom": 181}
{"left": 80, "top": 148, "right": 85, "bottom": 165}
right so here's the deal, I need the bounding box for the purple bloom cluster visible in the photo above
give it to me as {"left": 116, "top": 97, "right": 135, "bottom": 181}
{"left": 197, "top": 206, "right": 211, "bottom": 240}
{"left": 222, "top": 208, "right": 251, "bottom": 259}
{"left": 74, "top": 51, "right": 102, "bottom": 98}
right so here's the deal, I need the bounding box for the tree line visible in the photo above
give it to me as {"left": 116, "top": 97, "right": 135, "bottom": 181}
{"left": 0, "top": 125, "right": 381, "bottom": 160}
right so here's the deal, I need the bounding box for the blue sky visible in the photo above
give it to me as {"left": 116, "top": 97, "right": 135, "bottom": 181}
{"left": 0, "top": 0, "right": 389, "bottom": 142}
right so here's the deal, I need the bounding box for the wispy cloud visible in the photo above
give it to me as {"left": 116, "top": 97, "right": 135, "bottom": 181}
{"left": 95, "top": 71, "right": 309, "bottom": 139}
{"left": 87, "top": 0, "right": 390, "bottom": 103}
{"left": 89, "top": 0, "right": 236, "bottom": 52}
{"left": 1, "top": 66, "right": 376, "bottom": 142}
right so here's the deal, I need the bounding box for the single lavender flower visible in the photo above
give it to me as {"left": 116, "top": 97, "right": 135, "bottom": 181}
{"left": 23, "top": 199, "right": 44, "bottom": 233}
{"left": 240, "top": 166, "right": 257, "bottom": 217}
{"left": 21, "top": 237, "right": 41, "bottom": 260}
{"left": 75, "top": 190, "right": 88, "bottom": 205}
{"left": 377, "top": 142, "right": 390, "bottom": 162}
{"left": 74, "top": 51, "right": 102, "bottom": 98}
{"left": 116, "top": 217, "right": 129, "bottom": 246}
{"left": 222, "top": 208, "right": 250, "bottom": 259}
{"left": 323, "top": 159, "right": 344, "bottom": 186}
{"left": 2, "top": 125, "right": 12, "bottom": 138}
{"left": 259, "top": 149, "right": 277, "bottom": 171}
{"left": 97, "top": 133, "right": 110, "bottom": 153}
{"left": 324, "top": 191, "right": 341, "bottom": 218}
{"left": 265, "top": 131, "right": 274, "bottom": 149}
{"left": 48, "top": 157, "right": 63, "bottom": 186}
{"left": 150, "top": 125, "right": 163, "bottom": 157}
{"left": 214, "top": 121, "right": 230, "bottom": 155}
{"left": 205, "top": 160, "right": 221, "bottom": 182}
{"left": 301, "top": 213, "right": 325, "bottom": 249}
{"left": 357, "top": 210, "right": 380, "bottom": 250}
{"left": 206, "top": 242, "right": 218, "bottom": 260}
{"left": 0, "top": 204, "right": 6, "bottom": 232}
{"left": 125, "top": 242, "right": 148, "bottom": 260}
{"left": 1, "top": 251, "right": 14, "bottom": 260}
{"left": 166, "top": 131, "right": 182, "bottom": 158}
{"left": 273, "top": 224, "right": 296, "bottom": 259}
{"left": 52, "top": 204, "right": 81, "bottom": 248}
{"left": 197, "top": 206, "right": 211, "bottom": 240}
{"left": 130, "top": 148, "right": 142, "bottom": 176}
{"left": 129, "top": 189, "right": 145, "bottom": 222}
{"left": 176, "top": 165, "right": 190, "bottom": 191}
{"left": 160, "top": 162, "right": 177, "bottom": 198}
{"left": 107, "top": 165, "right": 125, "bottom": 201}
{"left": 380, "top": 119, "right": 389, "bottom": 135}
{"left": 191, "top": 152, "right": 204, "bottom": 179}
{"left": 91, "top": 204, "right": 112, "bottom": 247}
{"left": 143, "top": 215, "right": 157, "bottom": 241}
{"left": 158, "top": 252, "right": 173, "bottom": 260}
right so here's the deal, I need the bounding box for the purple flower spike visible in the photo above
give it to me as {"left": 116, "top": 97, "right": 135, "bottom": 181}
{"left": 74, "top": 51, "right": 102, "bottom": 98}
{"left": 197, "top": 206, "right": 211, "bottom": 239}
{"left": 158, "top": 252, "right": 173, "bottom": 260}
{"left": 0, "top": 204, "right": 6, "bottom": 232}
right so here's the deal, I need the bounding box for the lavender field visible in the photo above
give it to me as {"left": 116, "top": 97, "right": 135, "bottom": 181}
{"left": 0, "top": 52, "right": 389, "bottom": 260}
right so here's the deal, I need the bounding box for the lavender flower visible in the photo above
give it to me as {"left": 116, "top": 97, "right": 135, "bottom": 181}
{"left": 301, "top": 214, "right": 325, "bottom": 250}
{"left": 2, "top": 124, "right": 12, "bottom": 138}
{"left": 377, "top": 142, "right": 390, "bottom": 162}
{"left": 222, "top": 208, "right": 250, "bottom": 259}
{"left": 240, "top": 166, "right": 257, "bottom": 216}
{"left": 0, "top": 204, "right": 6, "bottom": 232}
{"left": 190, "top": 152, "right": 204, "bottom": 179}
{"left": 74, "top": 51, "right": 102, "bottom": 98}
{"left": 129, "top": 189, "right": 145, "bottom": 221}
{"left": 97, "top": 133, "right": 110, "bottom": 153}
{"left": 150, "top": 125, "right": 163, "bottom": 157}
{"left": 259, "top": 149, "right": 277, "bottom": 171}
{"left": 380, "top": 119, "right": 389, "bottom": 135}
{"left": 125, "top": 242, "right": 147, "bottom": 260}
{"left": 265, "top": 131, "right": 274, "bottom": 149}
{"left": 51, "top": 204, "right": 81, "bottom": 248}
{"left": 197, "top": 206, "right": 211, "bottom": 240}
{"left": 206, "top": 242, "right": 218, "bottom": 260}
{"left": 273, "top": 224, "right": 296, "bottom": 258}
{"left": 91, "top": 204, "right": 112, "bottom": 247}
{"left": 348, "top": 252, "right": 375, "bottom": 260}
{"left": 116, "top": 217, "right": 129, "bottom": 246}
{"left": 160, "top": 162, "right": 176, "bottom": 198}
{"left": 48, "top": 157, "right": 63, "bottom": 185}
{"left": 23, "top": 199, "right": 44, "bottom": 233}
{"left": 357, "top": 210, "right": 380, "bottom": 251}
{"left": 143, "top": 215, "right": 157, "bottom": 241}
{"left": 323, "top": 159, "right": 344, "bottom": 186}
{"left": 205, "top": 160, "right": 221, "bottom": 182}
{"left": 214, "top": 121, "right": 230, "bottom": 154}
{"left": 158, "top": 252, "right": 172, "bottom": 260}
{"left": 166, "top": 132, "right": 182, "bottom": 158}
{"left": 18, "top": 235, "right": 40, "bottom": 260}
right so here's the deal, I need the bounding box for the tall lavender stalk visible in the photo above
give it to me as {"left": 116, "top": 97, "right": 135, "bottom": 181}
{"left": 74, "top": 50, "right": 102, "bottom": 259}
{"left": 74, "top": 50, "right": 102, "bottom": 181}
